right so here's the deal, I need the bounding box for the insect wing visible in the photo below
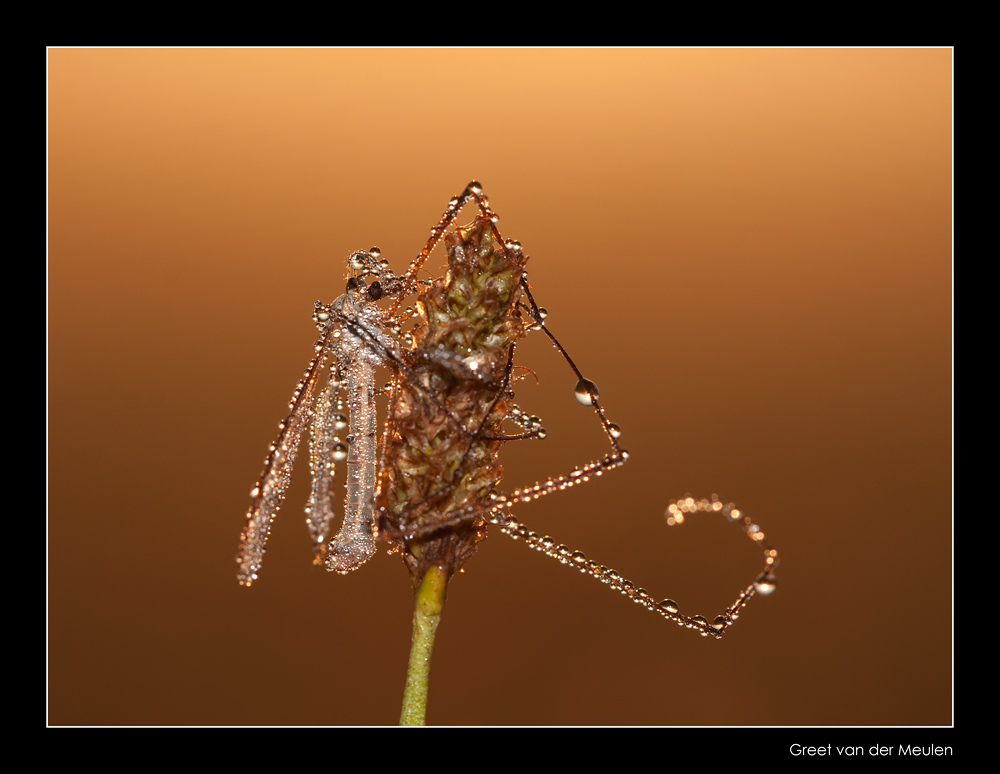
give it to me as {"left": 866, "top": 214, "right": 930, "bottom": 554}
{"left": 236, "top": 335, "right": 332, "bottom": 586}
{"left": 306, "top": 367, "right": 346, "bottom": 563}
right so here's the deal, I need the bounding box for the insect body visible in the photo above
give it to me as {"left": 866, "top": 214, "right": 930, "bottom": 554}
{"left": 237, "top": 251, "right": 404, "bottom": 585}
{"left": 236, "top": 182, "right": 779, "bottom": 638}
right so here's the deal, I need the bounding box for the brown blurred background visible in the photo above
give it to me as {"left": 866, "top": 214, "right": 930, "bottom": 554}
{"left": 48, "top": 48, "right": 951, "bottom": 726}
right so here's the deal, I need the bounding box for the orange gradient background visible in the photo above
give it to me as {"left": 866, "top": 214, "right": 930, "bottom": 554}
{"left": 48, "top": 48, "right": 951, "bottom": 726}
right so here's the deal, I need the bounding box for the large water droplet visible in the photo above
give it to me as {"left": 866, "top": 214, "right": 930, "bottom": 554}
{"left": 331, "top": 443, "right": 348, "bottom": 462}
{"left": 574, "top": 377, "right": 600, "bottom": 406}
{"left": 754, "top": 572, "right": 777, "bottom": 596}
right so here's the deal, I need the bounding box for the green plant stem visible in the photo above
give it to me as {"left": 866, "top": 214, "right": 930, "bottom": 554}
{"left": 400, "top": 564, "right": 448, "bottom": 725}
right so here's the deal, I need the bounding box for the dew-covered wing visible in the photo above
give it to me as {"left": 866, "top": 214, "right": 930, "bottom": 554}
{"left": 236, "top": 336, "right": 331, "bottom": 586}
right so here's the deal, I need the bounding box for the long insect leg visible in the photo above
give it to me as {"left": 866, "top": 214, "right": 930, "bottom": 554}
{"left": 390, "top": 180, "right": 496, "bottom": 315}
{"left": 493, "top": 495, "right": 779, "bottom": 639}
{"left": 485, "top": 294, "right": 630, "bottom": 514}
{"left": 480, "top": 259, "right": 777, "bottom": 638}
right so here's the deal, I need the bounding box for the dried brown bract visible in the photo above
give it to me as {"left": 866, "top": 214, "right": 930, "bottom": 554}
{"left": 376, "top": 216, "right": 529, "bottom": 587}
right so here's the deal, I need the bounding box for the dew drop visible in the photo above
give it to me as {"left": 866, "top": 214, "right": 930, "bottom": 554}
{"left": 754, "top": 572, "right": 777, "bottom": 596}
{"left": 331, "top": 443, "right": 348, "bottom": 462}
{"left": 369, "top": 247, "right": 381, "bottom": 259}
{"left": 574, "top": 377, "right": 600, "bottom": 406}
{"left": 608, "top": 423, "right": 622, "bottom": 439}
{"left": 332, "top": 414, "right": 348, "bottom": 431}
{"left": 469, "top": 181, "right": 482, "bottom": 194}
{"left": 350, "top": 253, "right": 367, "bottom": 271}
{"left": 657, "top": 599, "right": 679, "bottom": 615}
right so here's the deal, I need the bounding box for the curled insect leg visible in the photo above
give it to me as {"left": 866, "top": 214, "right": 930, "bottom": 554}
{"left": 491, "top": 494, "right": 778, "bottom": 639}
{"left": 664, "top": 495, "right": 780, "bottom": 628}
